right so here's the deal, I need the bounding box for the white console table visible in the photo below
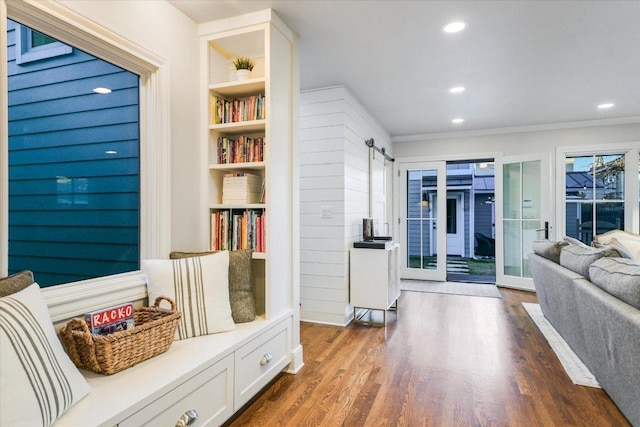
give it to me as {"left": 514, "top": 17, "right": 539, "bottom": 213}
{"left": 349, "top": 243, "right": 401, "bottom": 325}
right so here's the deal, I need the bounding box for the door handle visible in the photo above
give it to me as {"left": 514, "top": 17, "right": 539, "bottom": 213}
{"left": 536, "top": 221, "right": 549, "bottom": 239}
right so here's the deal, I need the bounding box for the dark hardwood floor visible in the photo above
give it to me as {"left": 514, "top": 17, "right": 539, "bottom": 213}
{"left": 227, "top": 288, "right": 629, "bottom": 426}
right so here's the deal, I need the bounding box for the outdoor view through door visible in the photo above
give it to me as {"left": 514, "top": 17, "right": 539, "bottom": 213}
{"left": 402, "top": 160, "right": 496, "bottom": 284}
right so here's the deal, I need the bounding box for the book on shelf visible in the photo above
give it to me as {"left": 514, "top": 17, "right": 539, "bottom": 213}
{"left": 216, "top": 136, "right": 264, "bottom": 164}
{"left": 222, "top": 172, "right": 263, "bottom": 204}
{"left": 210, "top": 93, "right": 265, "bottom": 125}
{"left": 85, "top": 303, "right": 135, "bottom": 335}
{"left": 210, "top": 209, "right": 266, "bottom": 252}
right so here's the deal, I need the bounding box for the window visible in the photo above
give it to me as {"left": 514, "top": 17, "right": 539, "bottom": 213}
{"left": 7, "top": 19, "right": 140, "bottom": 287}
{"left": 564, "top": 154, "right": 625, "bottom": 244}
{"left": 15, "top": 23, "right": 72, "bottom": 64}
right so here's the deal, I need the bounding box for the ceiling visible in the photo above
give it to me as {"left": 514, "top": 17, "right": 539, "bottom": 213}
{"left": 169, "top": 0, "right": 640, "bottom": 139}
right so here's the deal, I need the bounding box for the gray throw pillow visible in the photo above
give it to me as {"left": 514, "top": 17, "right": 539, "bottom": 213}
{"left": 589, "top": 257, "right": 640, "bottom": 309}
{"left": 170, "top": 250, "right": 255, "bottom": 323}
{"left": 559, "top": 244, "right": 619, "bottom": 279}
{"left": 532, "top": 240, "right": 568, "bottom": 264}
{"left": 0, "top": 270, "right": 35, "bottom": 298}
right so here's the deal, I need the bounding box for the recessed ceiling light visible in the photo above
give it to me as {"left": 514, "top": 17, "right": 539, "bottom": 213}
{"left": 597, "top": 103, "right": 614, "bottom": 109}
{"left": 443, "top": 21, "right": 468, "bottom": 33}
{"left": 449, "top": 86, "right": 465, "bottom": 94}
{"left": 452, "top": 118, "right": 464, "bottom": 124}
{"left": 105, "top": 150, "right": 118, "bottom": 154}
{"left": 93, "top": 87, "right": 112, "bottom": 94}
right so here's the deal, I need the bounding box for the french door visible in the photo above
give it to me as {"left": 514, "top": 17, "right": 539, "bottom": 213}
{"left": 399, "top": 161, "right": 447, "bottom": 281}
{"left": 495, "top": 153, "right": 552, "bottom": 290}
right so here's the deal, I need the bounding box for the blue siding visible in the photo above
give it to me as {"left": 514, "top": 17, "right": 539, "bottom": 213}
{"left": 7, "top": 19, "right": 140, "bottom": 286}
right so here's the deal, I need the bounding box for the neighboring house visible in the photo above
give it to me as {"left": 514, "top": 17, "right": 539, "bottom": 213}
{"left": 408, "top": 162, "right": 495, "bottom": 260}
{"left": 6, "top": 19, "right": 140, "bottom": 286}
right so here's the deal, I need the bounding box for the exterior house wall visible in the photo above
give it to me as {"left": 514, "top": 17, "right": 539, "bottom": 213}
{"left": 300, "top": 86, "right": 391, "bottom": 325}
{"left": 6, "top": 19, "right": 140, "bottom": 285}
{"left": 58, "top": 0, "right": 201, "bottom": 252}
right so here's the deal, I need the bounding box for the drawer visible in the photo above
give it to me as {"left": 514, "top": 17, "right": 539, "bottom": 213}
{"left": 119, "top": 354, "right": 234, "bottom": 427}
{"left": 234, "top": 318, "right": 291, "bottom": 410}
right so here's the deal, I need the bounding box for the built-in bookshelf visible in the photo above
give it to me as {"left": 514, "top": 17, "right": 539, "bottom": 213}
{"left": 202, "top": 12, "right": 296, "bottom": 324}
{"left": 207, "top": 49, "right": 267, "bottom": 258}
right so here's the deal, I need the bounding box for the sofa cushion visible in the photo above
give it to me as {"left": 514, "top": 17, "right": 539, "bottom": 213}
{"left": 532, "top": 240, "right": 568, "bottom": 264}
{"left": 0, "top": 283, "right": 91, "bottom": 426}
{"left": 559, "top": 244, "right": 619, "bottom": 279}
{"left": 0, "top": 270, "right": 34, "bottom": 298}
{"left": 589, "top": 257, "right": 640, "bottom": 310}
{"left": 143, "top": 252, "right": 235, "bottom": 340}
{"left": 170, "top": 250, "right": 255, "bottom": 323}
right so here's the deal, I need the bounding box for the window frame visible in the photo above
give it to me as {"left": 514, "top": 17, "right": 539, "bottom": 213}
{"left": 15, "top": 22, "right": 72, "bottom": 64}
{"left": 1, "top": 0, "right": 171, "bottom": 321}
{"left": 556, "top": 143, "right": 640, "bottom": 240}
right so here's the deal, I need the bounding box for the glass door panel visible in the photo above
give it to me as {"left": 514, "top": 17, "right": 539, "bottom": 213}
{"left": 400, "top": 162, "right": 446, "bottom": 281}
{"left": 496, "top": 153, "right": 550, "bottom": 290}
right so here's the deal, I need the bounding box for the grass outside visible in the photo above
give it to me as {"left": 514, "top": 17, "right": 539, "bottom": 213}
{"left": 408, "top": 256, "right": 496, "bottom": 276}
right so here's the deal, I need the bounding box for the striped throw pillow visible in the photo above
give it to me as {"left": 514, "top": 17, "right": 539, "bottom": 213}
{"left": 143, "top": 251, "right": 235, "bottom": 340}
{"left": 0, "top": 283, "right": 91, "bottom": 426}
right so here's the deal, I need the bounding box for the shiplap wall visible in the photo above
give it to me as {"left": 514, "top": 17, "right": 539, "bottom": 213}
{"left": 300, "top": 86, "right": 392, "bottom": 325}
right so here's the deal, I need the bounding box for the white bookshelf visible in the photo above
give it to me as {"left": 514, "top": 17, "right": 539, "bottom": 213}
{"left": 201, "top": 9, "right": 297, "bottom": 326}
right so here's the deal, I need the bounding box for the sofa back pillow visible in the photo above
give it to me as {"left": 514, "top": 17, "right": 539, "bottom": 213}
{"left": 532, "top": 240, "right": 568, "bottom": 264}
{"left": 559, "top": 244, "right": 619, "bottom": 279}
{"left": 589, "top": 257, "right": 640, "bottom": 310}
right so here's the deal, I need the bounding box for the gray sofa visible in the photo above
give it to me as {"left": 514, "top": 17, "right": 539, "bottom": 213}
{"left": 528, "top": 243, "right": 640, "bottom": 427}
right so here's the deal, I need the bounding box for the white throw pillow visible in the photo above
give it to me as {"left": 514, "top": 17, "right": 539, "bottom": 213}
{"left": 609, "top": 237, "right": 640, "bottom": 261}
{"left": 0, "top": 283, "right": 91, "bottom": 427}
{"left": 142, "top": 251, "right": 235, "bottom": 340}
{"left": 595, "top": 229, "right": 640, "bottom": 246}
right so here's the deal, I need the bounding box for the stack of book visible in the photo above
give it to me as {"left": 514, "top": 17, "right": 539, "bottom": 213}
{"left": 222, "top": 173, "right": 263, "bottom": 204}
{"left": 210, "top": 209, "right": 266, "bottom": 252}
{"left": 210, "top": 93, "right": 265, "bottom": 124}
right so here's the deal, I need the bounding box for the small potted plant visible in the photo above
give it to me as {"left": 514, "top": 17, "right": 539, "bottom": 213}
{"left": 233, "top": 56, "right": 255, "bottom": 81}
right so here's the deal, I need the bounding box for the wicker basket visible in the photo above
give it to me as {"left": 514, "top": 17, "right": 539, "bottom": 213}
{"left": 60, "top": 296, "right": 182, "bottom": 375}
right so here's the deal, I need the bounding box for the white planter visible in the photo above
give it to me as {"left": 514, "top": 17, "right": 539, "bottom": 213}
{"left": 236, "top": 69, "right": 251, "bottom": 81}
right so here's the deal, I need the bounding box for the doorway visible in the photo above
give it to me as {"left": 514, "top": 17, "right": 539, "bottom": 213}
{"left": 400, "top": 159, "right": 496, "bottom": 283}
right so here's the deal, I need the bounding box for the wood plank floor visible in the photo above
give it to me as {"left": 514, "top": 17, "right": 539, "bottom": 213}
{"left": 226, "top": 288, "right": 629, "bottom": 426}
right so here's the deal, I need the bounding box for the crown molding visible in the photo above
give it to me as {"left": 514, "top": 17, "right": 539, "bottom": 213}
{"left": 392, "top": 116, "right": 640, "bottom": 143}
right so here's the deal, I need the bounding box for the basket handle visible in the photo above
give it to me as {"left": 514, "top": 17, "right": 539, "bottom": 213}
{"left": 61, "top": 318, "right": 101, "bottom": 371}
{"left": 154, "top": 296, "right": 177, "bottom": 311}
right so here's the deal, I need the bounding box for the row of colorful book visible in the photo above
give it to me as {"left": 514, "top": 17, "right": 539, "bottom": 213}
{"left": 216, "top": 136, "right": 264, "bottom": 164}
{"left": 210, "top": 209, "right": 266, "bottom": 252}
{"left": 210, "top": 93, "right": 265, "bottom": 124}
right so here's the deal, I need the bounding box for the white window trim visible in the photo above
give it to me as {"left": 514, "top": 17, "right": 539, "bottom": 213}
{"left": 1, "top": 0, "right": 171, "bottom": 320}
{"left": 555, "top": 143, "right": 640, "bottom": 239}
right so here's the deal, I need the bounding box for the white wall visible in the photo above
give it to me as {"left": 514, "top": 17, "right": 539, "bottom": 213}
{"left": 59, "top": 0, "right": 202, "bottom": 252}
{"left": 300, "top": 86, "right": 391, "bottom": 325}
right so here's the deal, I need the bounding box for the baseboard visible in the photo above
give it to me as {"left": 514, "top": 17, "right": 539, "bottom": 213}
{"left": 286, "top": 344, "right": 304, "bottom": 374}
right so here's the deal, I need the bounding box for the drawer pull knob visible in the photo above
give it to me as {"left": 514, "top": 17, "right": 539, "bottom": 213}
{"left": 260, "top": 352, "right": 273, "bottom": 366}
{"left": 175, "top": 409, "right": 198, "bottom": 427}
